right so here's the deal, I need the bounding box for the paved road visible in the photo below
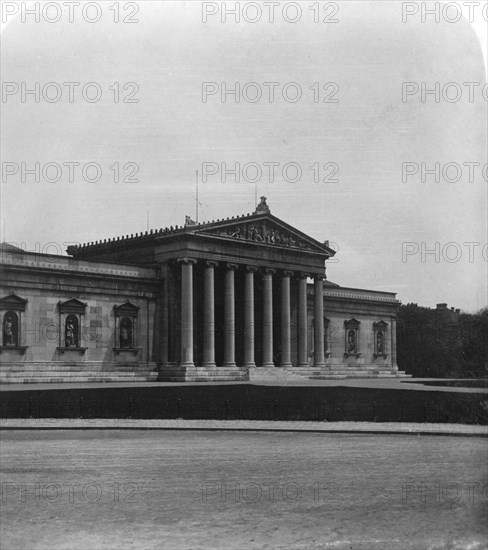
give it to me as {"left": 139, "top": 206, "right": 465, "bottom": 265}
{"left": 1, "top": 419, "right": 487, "bottom": 436}
{"left": 1, "top": 430, "right": 487, "bottom": 549}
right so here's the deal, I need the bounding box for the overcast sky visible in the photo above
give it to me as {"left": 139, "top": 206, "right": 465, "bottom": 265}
{"left": 1, "top": 1, "right": 487, "bottom": 312}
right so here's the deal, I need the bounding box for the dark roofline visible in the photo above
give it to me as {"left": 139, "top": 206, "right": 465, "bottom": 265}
{"left": 331, "top": 285, "right": 397, "bottom": 297}
{"left": 65, "top": 213, "right": 253, "bottom": 255}
{"left": 0, "top": 242, "right": 25, "bottom": 252}
{"left": 1, "top": 246, "right": 72, "bottom": 261}
{"left": 67, "top": 210, "right": 336, "bottom": 257}
{"left": 0, "top": 246, "right": 156, "bottom": 271}
{"left": 308, "top": 281, "right": 397, "bottom": 298}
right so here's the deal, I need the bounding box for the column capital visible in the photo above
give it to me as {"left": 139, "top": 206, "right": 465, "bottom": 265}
{"left": 314, "top": 274, "right": 325, "bottom": 282}
{"left": 205, "top": 260, "right": 218, "bottom": 268}
{"left": 177, "top": 257, "right": 197, "bottom": 265}
{"left": 263, "top": 267, "right": 276, "bottom": 275}
{"left": 246, "top": 265, "right": 258, "bottom": 273}
{"left": 297, "top": 272, "right": 310, "bottom": 279}
{"left": 282, "top": 270, "right": 294, "bottom": 277}
{"left": 226, "top": 262, "right": 238, "bottom": 270}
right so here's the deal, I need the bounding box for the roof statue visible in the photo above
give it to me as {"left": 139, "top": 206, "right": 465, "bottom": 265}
{"left": 254, "top": 196, "right": 270, "bottom": 215}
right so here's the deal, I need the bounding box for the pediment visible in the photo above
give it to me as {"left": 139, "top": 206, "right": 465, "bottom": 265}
{"left": 0, "top": 293, "right": 28, "bottom": 311}
{"left": 114, "top": 301, "right": 139, "bottom": 317}
{"left": 373, "top": 320, "right": 388, "bottom": 329}
{"left": 344, "top": 318, "right": 360, "bottom": 328}
{"left": 194, "top": 214, "right": 335, "bottom": 256}
{"left": 59, "top": 298, "right": 87, "bottom": 314}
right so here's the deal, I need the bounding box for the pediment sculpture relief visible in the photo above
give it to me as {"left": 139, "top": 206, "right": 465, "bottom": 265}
{"left": 205, "top": 222, "right": 315, "bottom": 251}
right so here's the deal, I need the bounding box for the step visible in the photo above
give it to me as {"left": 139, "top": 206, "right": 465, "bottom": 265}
{"left": 0, "top": 377, "right": 158, "bottom": 384}
{"left": 0, "top": 371, "right": 157, "bottom": 378}
{"left": 0, "top": 369, "right": 159, "bottom": 383}
{"left": 0, "top": 366, "right": 156, "bottom": 373}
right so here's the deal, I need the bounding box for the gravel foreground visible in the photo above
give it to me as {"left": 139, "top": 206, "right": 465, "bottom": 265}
{"left": 1, "top": 429, "right": 487, "bottom": 550}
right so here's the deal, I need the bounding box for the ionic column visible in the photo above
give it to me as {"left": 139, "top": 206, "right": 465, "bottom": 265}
{"left": 202, "top": 261, "right": 217, "bottom": 367}
{"left": 280, "top": 271, "right": 293, "bottom": 368}
{"left": 243, "top": 266, "right": 256, "bottom": 368}
{"left": 262, "top": 268, "right": 275, "bottom": 367}
{"left": 297, "top": 273, "right": 309, "bottom": 367}
{"left": 160, "top": 275, "right": 169, "bottom": 364}
{"left": 178, "top": 258, "right": 196, "bottom": 367}
{"left": 391, "top": 317, "right": 398, "bottom": 369}
{"left": 223, "top": 263, "right": 237, "bottom": 367}
{"left": 314, "top": 275, "right": 325, "bottom": 368}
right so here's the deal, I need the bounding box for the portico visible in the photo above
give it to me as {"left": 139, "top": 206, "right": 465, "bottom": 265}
{"left": 169, "top": 259, "right": 328, "bottom": 372}
{"left": 157, "top": 198, "right": 334, "bottom": 379}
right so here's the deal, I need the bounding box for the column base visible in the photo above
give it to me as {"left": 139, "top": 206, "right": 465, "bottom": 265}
{"left": 313, "top": 362, "right": 326, "bottom": 369}
{"left": 179, "top": 361, "right": 195, "bottom": 368}
{"left": 201, "top": 362, "right": 217, "bottom": 368}
{"left": 241, "top": 362, "right": 256, "bottom": 369}
{"left": 280, "top": 362, "right": 293, "bottom": 368}
{"left": 222, "top": 362, "right": 237, "bottom": 368}
{"left": 298, "top": 362, "right": 310, "bottom": 368}
{"left": 260, "top": 362, "right": 275, "bottom": 368}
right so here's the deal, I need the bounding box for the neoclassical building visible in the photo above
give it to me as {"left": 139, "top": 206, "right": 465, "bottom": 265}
{"left": 0, "top": 199, "right": 409, "bottom": 383}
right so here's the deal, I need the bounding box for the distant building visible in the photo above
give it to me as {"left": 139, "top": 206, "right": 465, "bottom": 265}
{"left": 0, "top": 199, "right": 409, "bottom": 383}
{"left": 435, "top": 303, "right": 461, "bottom": 323}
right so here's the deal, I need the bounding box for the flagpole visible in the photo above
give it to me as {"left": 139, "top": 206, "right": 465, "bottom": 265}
{"left": 196, "top": 170, "right": 199, "bottom": 223}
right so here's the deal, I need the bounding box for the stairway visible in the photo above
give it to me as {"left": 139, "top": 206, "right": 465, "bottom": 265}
{"left": 0, "top": 362, "right": 411, "bottom": 384}
{"left": 289, "top": 365, "right": 412, "bottom": 380}
{"left": 0, "top": 362, "right": 158, "bottom": 384}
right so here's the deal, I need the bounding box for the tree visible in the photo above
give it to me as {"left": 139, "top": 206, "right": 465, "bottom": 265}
{"left": 396, "top": 304, "right": 487, "bottom": 378}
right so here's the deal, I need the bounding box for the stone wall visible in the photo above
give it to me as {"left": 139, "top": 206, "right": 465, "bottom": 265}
{"left": 307, "top": 284, "right": 400, "bottom": 369}
{"left": 0, "top": 249, "right": 159, "bottom": 381}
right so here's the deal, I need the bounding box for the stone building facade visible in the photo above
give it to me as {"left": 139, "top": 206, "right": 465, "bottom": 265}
{"left": 0, "top": 199, "right": 409, "bottom": 383}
